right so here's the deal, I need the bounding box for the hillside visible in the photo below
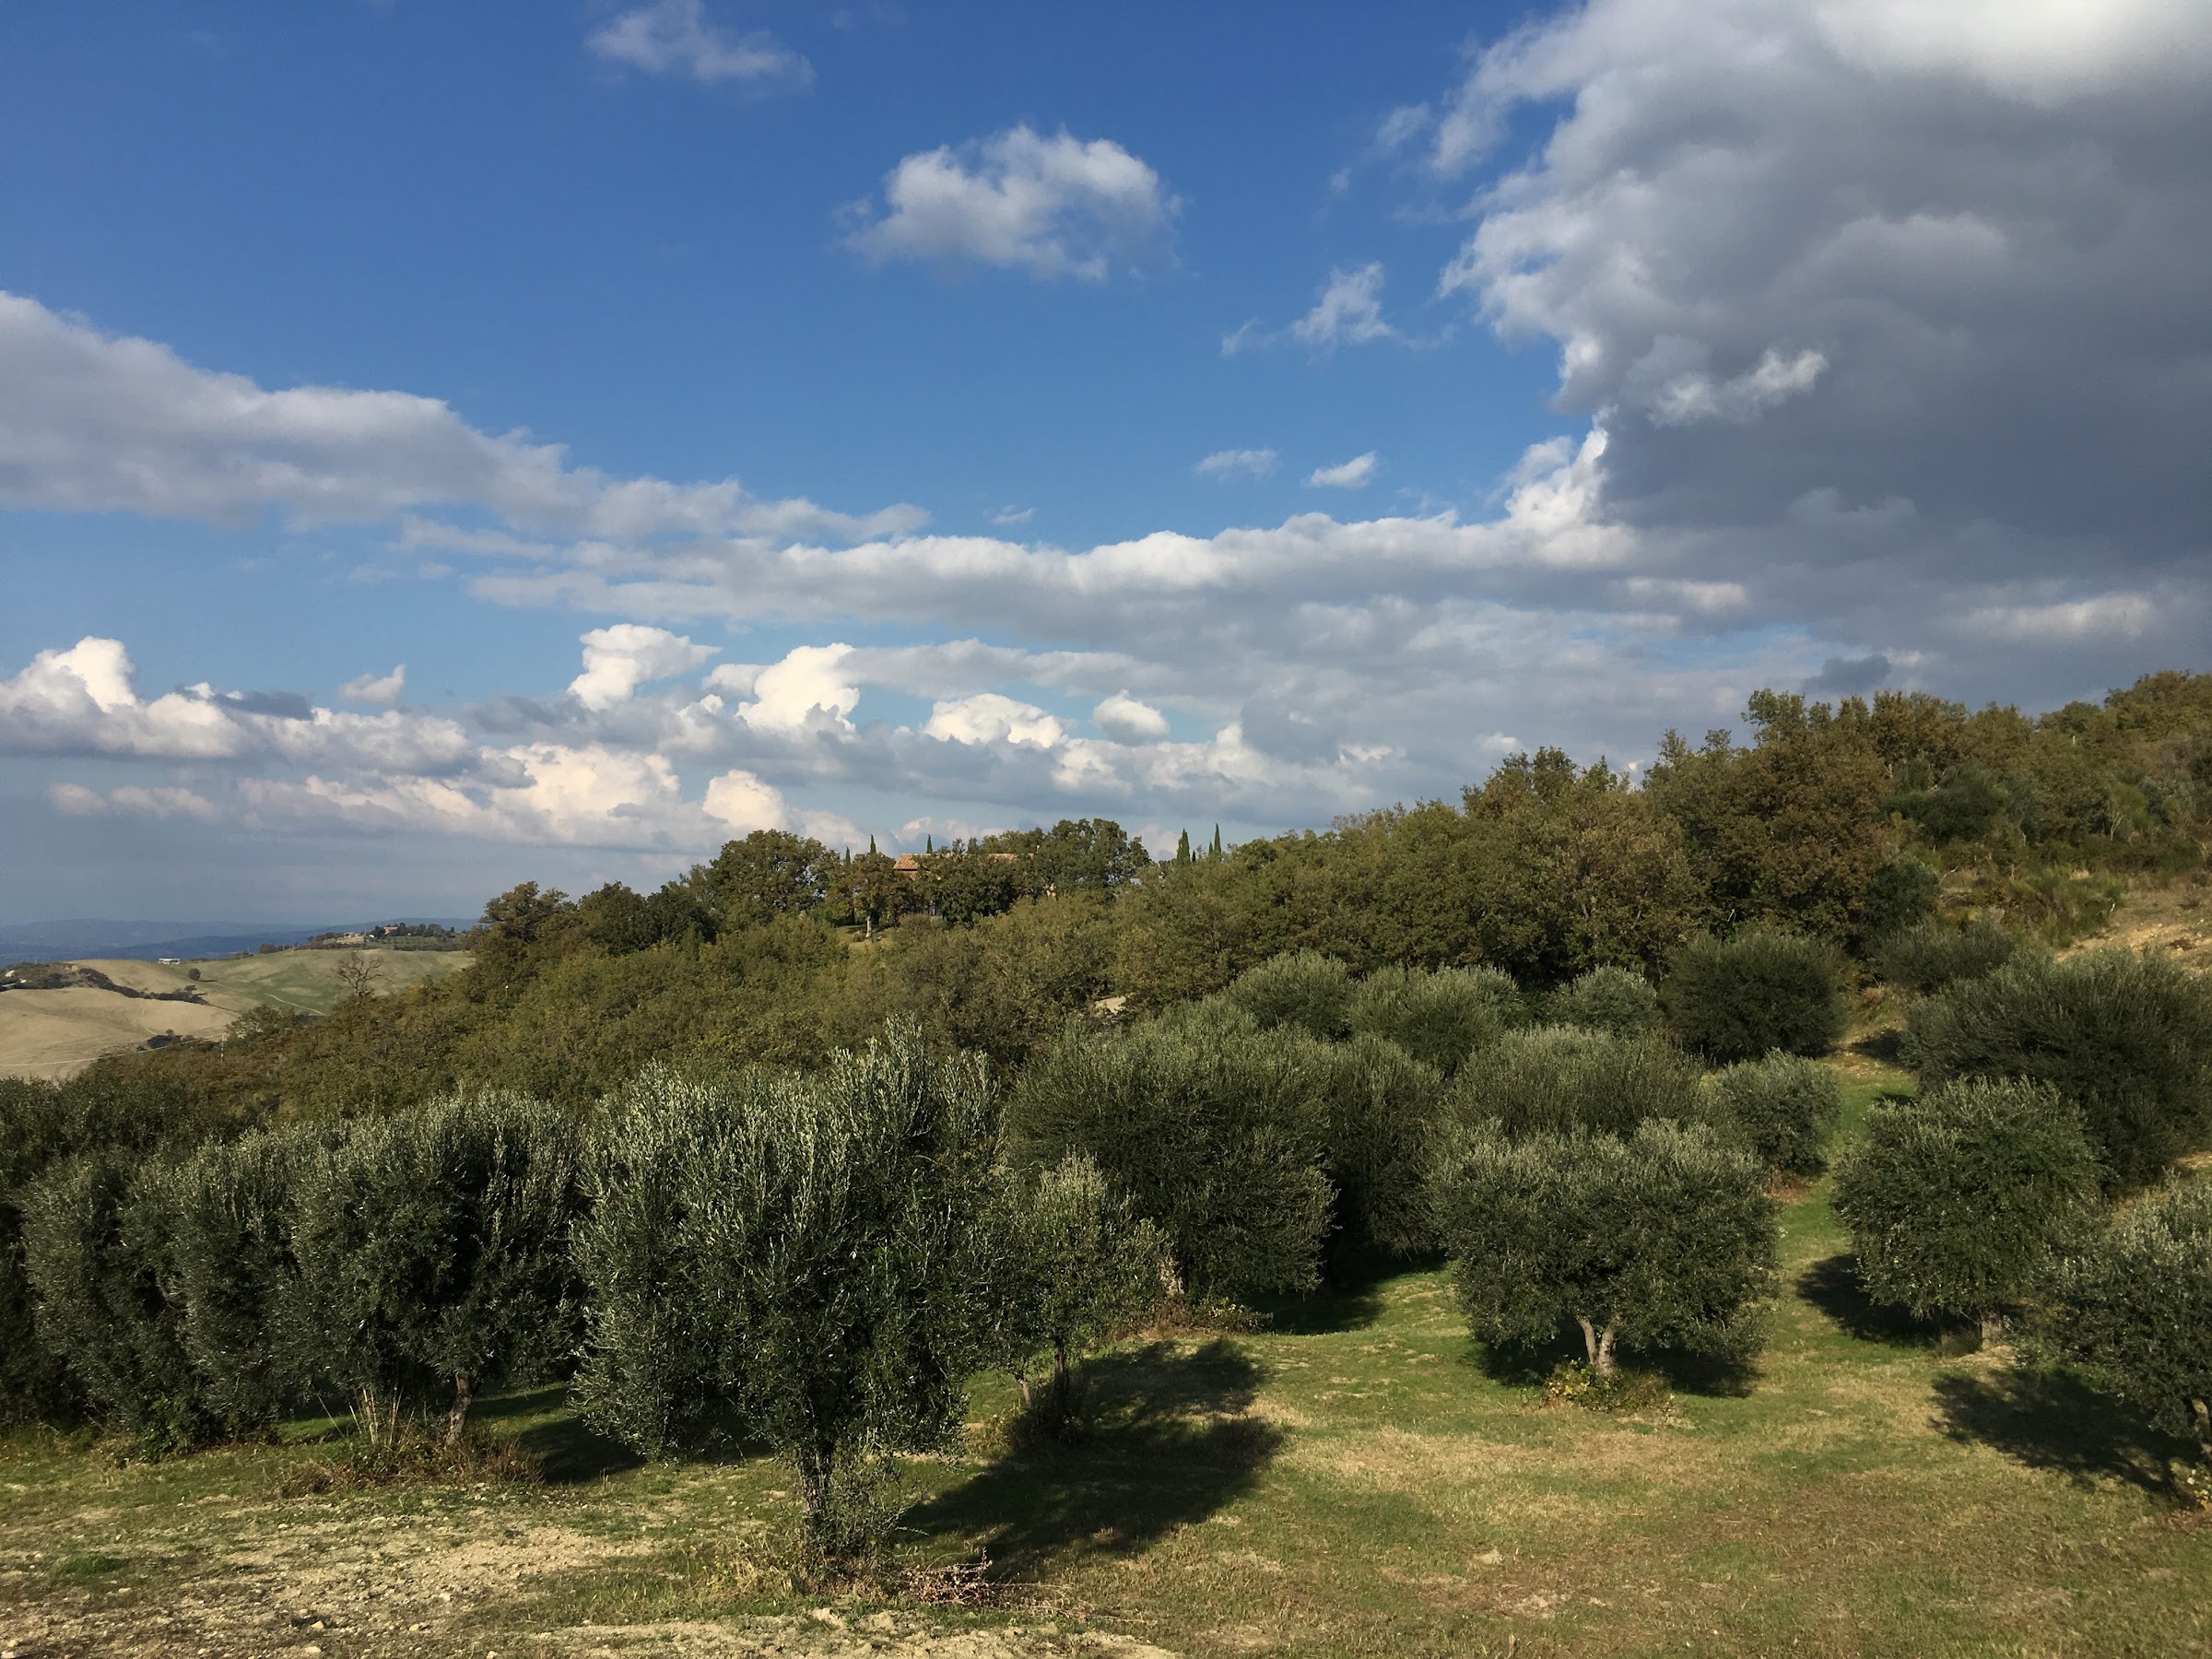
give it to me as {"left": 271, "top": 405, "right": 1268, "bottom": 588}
{"left": 0, "top": 948, "right": 470, "bottom": 1080}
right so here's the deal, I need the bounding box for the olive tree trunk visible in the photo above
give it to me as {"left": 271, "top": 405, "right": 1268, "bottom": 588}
{"left": 443, "top": 1371, "right": 475, "bottom": 1449}
{"left": 1577, "top": 1317, "right": 1618, "bottom": 1378}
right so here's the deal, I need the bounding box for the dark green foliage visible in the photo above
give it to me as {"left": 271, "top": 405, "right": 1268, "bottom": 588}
{"left": 572, "top": 1029, "right": 1003, "bottom": 1567}
{"left": 1832, "top": 1078, "right": 2101, "bottom": 1337}
{"left": 1704, "top": 1053, "right": 1844, "bottom": 1176}
{"left": 1006, "top": 1003, "right": 1334, "bottom": 1300}
{"left": 289, "top": 1092, "right": 585, "bottom": 1440}
{"left": 1347, "top": 964, "right": 1518, "bottom": 1076}
{"left": 18, "top": 1150, "right": 213, "bottom": 1450}
{"left": 1430, "top": 1120, "right": 1777, "bottom": 1373}
{"left": 1552, "top": 965, "right": 1661, "bottom": 1040}
{"left": 2037, "top": 1179, "right": 2212, "bottom": 1462}
{"left": 1224, "top": 950, "right": 1353, "bottom": 1041}
{"left": 161, "top": 1128, "right": 321, "bottom": 1429}
{"left": 1875, "top": 918, "right": 2017, "bottom": 995}
{"left": 999, "top": 1154, "right": 1165, "bottom": 1434}
{"left": 1860, "top": 855, "right": 1940, "bottom": 942}
{"left": 1904, "top": 947, "right": 2212, "bottom": 1191}
{"left": 690, "top": 830, "right": 835, "bottom": 929}
{"left": 1308, "top": 1035, "right": 1449, "bottom": 1254}
{"left": 1666, "top": 928, "right": 1851, "bottom": 1062}
{"left": 1891, "top": 762, "right": 2011, "bottom": 845}
{"left": 1444, "top": 1026, "right": 1705, "bottom": 1141}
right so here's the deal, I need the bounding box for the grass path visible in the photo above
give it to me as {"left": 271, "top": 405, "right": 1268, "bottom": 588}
{"left": 4, "top": 1060, "right": 2207, "bottom": 1656}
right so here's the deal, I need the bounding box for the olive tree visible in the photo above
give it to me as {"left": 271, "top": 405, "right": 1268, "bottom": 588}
{"left": 1224, "top": 950, "right": 1353, "bottom": 1041}
{"left": 290, "top": 1091, "right": 585, "bottom": 1444}
{"left": 998, "top": 1154, "right": 1165, "bottom": 1435}
{"left": 1832, "top": 1078, "right": 2101, "bottom": 1344}
{"left": 573, "top": 1029, "right": 1004, "bottom": 1569}
{"left": 1309, "top": 1034, "right": 1449, "bottom": 1254}
{"left": 1874, "top": 917, "right": 2015, "bottom": 996}
{"left": 1553, "top": 966, "right": 1662, "bottom": 1040}
{"left": 1443, "top": 1026, "right": 1705, "bottom": 1141}
{"left": 1429, "top": 1121, "right": 1777, "bottom": 1375}
{"left": 1904, "top": 947, "right": 2212, "bottom": 1192}
{"left": 2037, "top": 1180, "right": 2212, "bottom": 1468}
{"left": 1347, "top": 964, "right": 1520, "bottom": 1076}
{"left": 1704, "top": 1053, "right": 1844, "bottom": 1177}
{"left": 1006, "top": 1003, "right": 1334, "bottom": 1300}
{"left": 1666, "top": 929, "right": 1851, "bottom": 1062}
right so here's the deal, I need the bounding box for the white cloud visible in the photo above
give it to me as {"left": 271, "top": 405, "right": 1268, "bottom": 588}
{"left": 1194, "top": 448, "right": 1277, "bottom": 480}
{"left": 1093, "top": 691, "right": 1170, "bottom": 742}
{"left": 1963, "top": 593, "right": 2159, "bottom": 644}
{"left": 1290, "top": 263, "right": 1397, "bottom": 350}
{"left": 842, "top": 125, "right": 1179, "bottom": 282}
{"left": 48, "top": 782, "right": 218, "bottom": 821}
{"left": 988, "top": 505, "right": 1035, "bottom": 526}
{"left": 568, "top": 625, "right": 717, "bottom": 712}
{"left": 587, "top": 0, "right": 812, "bottom": 87}
{"left": 339, "top": 665, "right": 406, "bottom": 706}
{"left": 735, "top": 643, "right": 859, "bottom": 734}
{"left": 923, "top": 692, "right": 1066, "bottom": 748}
{"left": 1305, "top": 453, "right": 1379, "bottom": 490}
{"left": 1648, "top": 348, "right": 1828, "bottom": 427}
{"left": 0, "top": 290, "right": 922, "bottom": 540}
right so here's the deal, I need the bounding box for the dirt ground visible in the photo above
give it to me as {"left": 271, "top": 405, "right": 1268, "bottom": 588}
{"left": 0, "top": 986, "right": 236, "bottom": 1081}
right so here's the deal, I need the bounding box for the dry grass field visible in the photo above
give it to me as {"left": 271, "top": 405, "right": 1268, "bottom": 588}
{"left": 3, "top": 1062, "right": 2206, "bottom": 1658}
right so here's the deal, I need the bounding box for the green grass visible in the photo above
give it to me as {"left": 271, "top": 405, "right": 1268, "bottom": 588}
{"left": 5, "top": 1059, "right": 2208, "bottom": 1657}
{"left": 81, "top": 947, "right": 471, "bottom": 1017}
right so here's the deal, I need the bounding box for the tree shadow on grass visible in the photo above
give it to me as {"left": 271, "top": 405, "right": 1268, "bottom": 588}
{"left": 1471, "top": 1327, "right": 1759, "bottom": 1398}
{"left": 473, "top": 1385, "right": 645, "bottom": 1485}
{"left": 1932, "top": 1366, "right": 2199, "bottom": 1501}
{"left": 908, "top": 1338, "right": 1282, "bottom": 1580}
{"left": 1796, "top": 1253, "right": 1947, "bottom": 1349}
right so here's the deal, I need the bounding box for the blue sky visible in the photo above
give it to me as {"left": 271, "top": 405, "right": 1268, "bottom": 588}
{"left": 2, "top": 1, "right": 2207, "bottom": 921}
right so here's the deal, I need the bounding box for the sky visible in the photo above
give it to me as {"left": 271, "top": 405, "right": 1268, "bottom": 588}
{"left": 1, "top": 0, "right": 2207, "bottom": 923}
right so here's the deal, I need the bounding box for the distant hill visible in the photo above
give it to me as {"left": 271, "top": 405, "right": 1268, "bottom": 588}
{"left": 0, "top": 917, "right": 473, "bottom": 964}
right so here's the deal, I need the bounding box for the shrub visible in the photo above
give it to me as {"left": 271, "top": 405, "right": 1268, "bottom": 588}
{"left": 1224, "top": 950, "right": 1353, "bottom": 1041}
{"left": 1875, "top": 918, "right": 2016, "bottom": 996}
{"left": 1553, "top": 966, "right": 1662, "bottom": 1040}
{"left": 1443, "top": 1026, "right": 1705, "bottom": 1142}
{"left": 1832, "top": 1078, "right": 2101, "bottom": 1342}
{"left": 1860, "top": 854, "right": 1940, "bottom": 942}
{"left": 998, "top": 1154, "right": 1165, "bottom": 1437}
{"left": 18, "top": 1149, "right": 214, "bottom": 1450}
{"left": 290, "top": 1091, "right": 585, "bottom": 1444}
{"left": 573, "top": 1029, "right": 1003, "bottom": 1571}
{"left": 2037, "top": 1179, "right": 2212, "bottom": 1468}
{"left": 1430, "top": 1120, "right": 1777, "bottom": 1375}
{"left": 1705, "top": 1053, "right": 1844, "bottom": 1176}
{"left": 1346, "top": 965, "right": 1520, "bottom": 1076}
{"left": 1008, "top": 1003, "right": 1334, "bottom": 1301}
{"left": 1666, "top": 929, "right": 1851, "bottom": 1062}
{"left": 1308, "top": 1035, "right": 1449, "bottom": 1254}
{"left": 1904, "top": 947, "right": 2212, "bottom": 1192}
{"left": 162, "top": 1127, "right": 322, "bottom": 1430}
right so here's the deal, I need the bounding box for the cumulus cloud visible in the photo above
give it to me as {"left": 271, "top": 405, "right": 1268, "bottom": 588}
{"left": 842, "top": 125, "right": 1179, "bottom": 281}
{"left": 923, "top": 693, "right": 1066, "bottom": 748}
{"left": 49, "top": 782, "right": 219, "bottom": 821}
{"left": 0, "top": 290, "right": 922, "bottom": 540}
{"left": 1305, "top": 453, "right": 1379, "bottom": 490}
{"left": 339, "top": 665, "right": 406, "bottom": 706}
{"left": 1093, "top": 691, "right": 1170, "bottom": 742}
{"left": 568, "top": 625, "right": 717, "bottom": 712}
{"left": 587, "top": 0, "right": 811, "bottom": 87}
{"left": 734, "top": 644, "right": 860, "bottom": 734}
{"left": 1194, "top": 448, "right": 1277, "bottom": 480}
{"left": 1290, "top": 263, "right": 1397, "bottom": 350}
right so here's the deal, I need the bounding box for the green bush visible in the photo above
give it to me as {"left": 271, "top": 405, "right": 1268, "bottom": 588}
{"left": 1224, "top": 950, "right": 1353, "bottom": 1041}
{"left": 162, "top": 1127, "right": 323, "bottom": 1430}
{"left": 1875, "top": 918, "right": 2016, "bottom": 995}
{"left": 1704, "top": 1053, "right": 1844, "bottom": 1176}
{"left": 1666, "top": 929, "right": 1851, "bottom": 1062}
{"left": 1832, "top": 1078, "right": 2101, "bottom": 1342}
{"left": 2037, "top": 1179, "right": 2212, "bottom": 1466}
{"left": 1346, "top": 965, "right": 1520, "bottom": 1076}
{"left": 289, "top": 1091, "right": 585, "bottom": 1443}
{"left": 1443, "top": 1026, "right": 1705, "bottom": 1141}
{"left": 18, "top": 1149, "right": 214, "bottom": 1450}
{"left": 1308, "top": 1034, "right": 1449, "bottom": 1254}
{"left": 573, "top": 1029, "right": 1004, "bottom": 1570}
{"left": 1904, "top": 947, "right": 2212, "bottom": 1191}
{"left": 1006, "top": 1002, "right": 1334, "bottom": 1300}
{"left": 1860, "top": 854, "right": 1940, "bottom": 941}
{"left": 997, "top": 1154, "right": 1165, "bottom": 1437}
{"left": 1553, "top": 966, "right": 1661, "bottom": 1040}
{"left": 1429, "top": 1120, "right": 1777, "bottom": 1374}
